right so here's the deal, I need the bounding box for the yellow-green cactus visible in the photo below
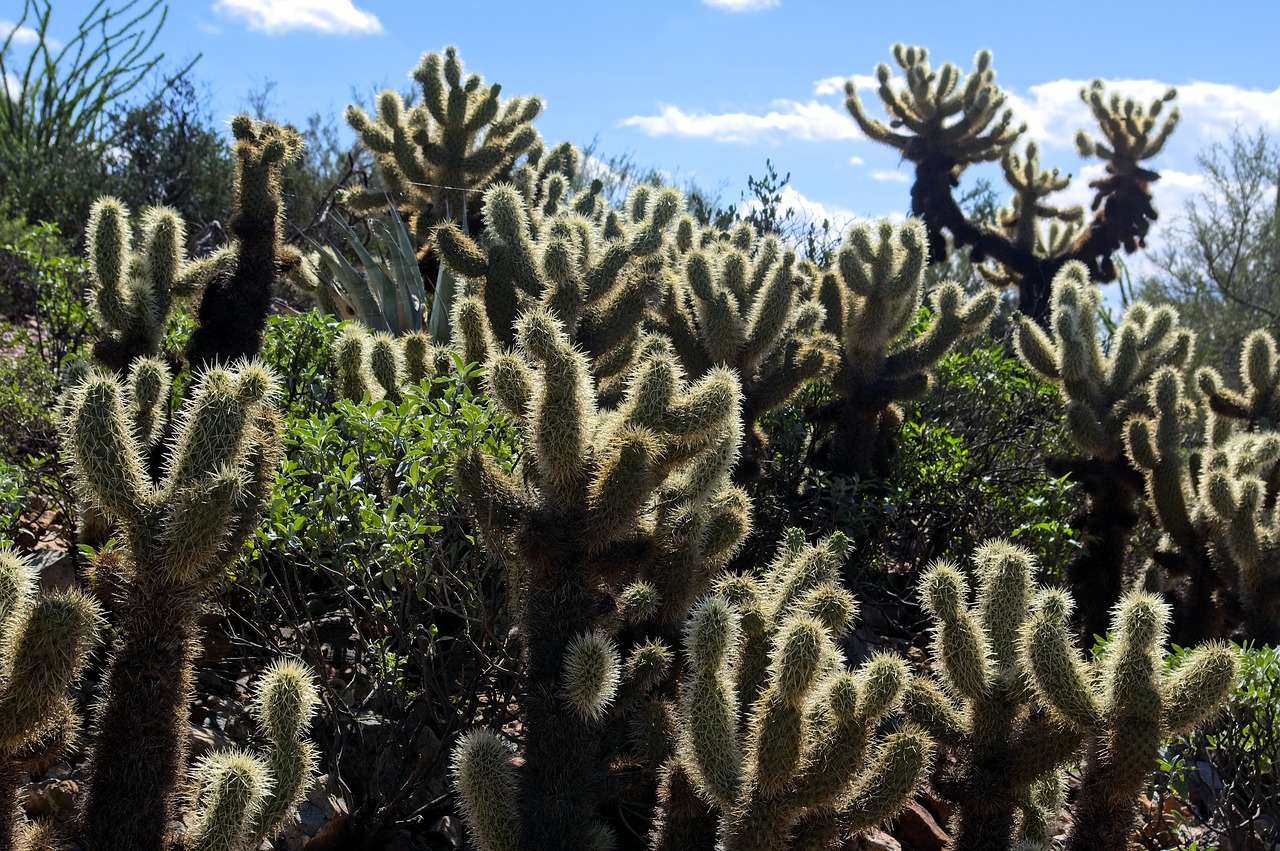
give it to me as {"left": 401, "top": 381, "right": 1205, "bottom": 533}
{"left": 658, "top": 533, "right": 933, "bottom": 851}
{"left": 0, "top": 547, "right": 103, "bottom": 851}
{"left": 1022, "top": 590, "right": 1237, "bottom": 851}
{"left": 64, "top": 361, "right": 283, "bottom": 851}
{"left": 906, "top": 541, "right": 1082, "bottom": 851}
{"left": 451, "top": 308, "right": 749, "bottom": 850}
{"left": 818, "top": 218, "right": 996, "bottom": 476}
{"left": 1013, "top": 264, "right": 1192, "bottom": 644}
{"left": 186, "top": 660, "right": 320, "bottom": 851}
{"left": 334, "top": 325, "right": 454, "bottom": 403}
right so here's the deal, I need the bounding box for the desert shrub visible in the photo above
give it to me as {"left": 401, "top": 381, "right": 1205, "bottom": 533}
{"left": 223, "top": 313, "right": 520, "bottom": 846}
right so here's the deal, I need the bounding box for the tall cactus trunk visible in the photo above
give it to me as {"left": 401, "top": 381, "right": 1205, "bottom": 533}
{"left": 517, "top": 548, "right": 607, "bottom": 850}
{"left": 79, "top": 594, "right": 199, "bottom": 851}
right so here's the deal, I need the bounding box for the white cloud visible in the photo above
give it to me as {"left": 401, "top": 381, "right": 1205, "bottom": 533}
{"left": 870, "top": 169, "right": 910, "bottom": 183}
{"left": 0, "top": 19, "right": 41, "bottom": 45}
{"left": 620, "top": 100, "right": 859, "bottom": 143}
{"left": 740, "top": 185, "right": 858, "bottom": 231}
{"left": 813, "top": 74, "right": 877, "bottom": 97}
{"left": 849, "top": 155, "right": 863, "bottom": 166}
{"left": 702, "top": 0, "right": 780, "bottom": 11}
{"left": 3, "top": 71, "right": 18, "bottom": 101}
{"left": 212, "top": 0, "right": 382, "bottom": 34}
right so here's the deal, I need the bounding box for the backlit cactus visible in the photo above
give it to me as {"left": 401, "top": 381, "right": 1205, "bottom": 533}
{"left": 1014, "top": 263, "right": 1192, "bottom": 644}
{"left": 452, "top": 308, "right": 749, "bottom": 849}
{"left": 845, "top": 44, "right": 1179, "bottom": 324}
{"left": 657, "top": 533, "right": 934, "bottom": 851}
{"left": 344, "top": 46, "right": 543, "bottom": 246}
{"left": 1022, "top": 590, "right": 1237, "bottom": 851}
{"left": 186, "top": 660, "right": 320, "bottom": 851}
{"left": 818, "top": 218, "right": 996, "bottom": 475}
{"left": 187, "top": 116, "right": 305, "bottom": 370}
{"left": 334, "top": 325, "right": 453, "bottom": 403}
{"left": 0, "top": 547, "right": 103, "bottom": 851}
{"left": 63, "top": 361, "right": 284, "bottom": 851}
{"left": 905, "top": 542, "right": 1081, "bottom": 851}
{"left": 653, "top": 222, "right": 840, "bottom": 474}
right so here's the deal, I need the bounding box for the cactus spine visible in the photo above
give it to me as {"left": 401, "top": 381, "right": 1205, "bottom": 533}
{"left": 906, "top": 542, "right": 1081, "bottom": 851}
{"left": 659, "top": 533, "right": 934, "bottom": 850}
{"left": 452, "top": 309, "right": 749, "bottom": 850}
{"left": 819, "top": 218, "right": 996, "bottom": 475}
{"left": 64, "top": 361, "right": 284, "bottom": 851}
{"left": 0, "top": 547, "right": 103, "bottom": 851}
{"left": 1022, "top": 590, "right": 1237, "bottom": 851}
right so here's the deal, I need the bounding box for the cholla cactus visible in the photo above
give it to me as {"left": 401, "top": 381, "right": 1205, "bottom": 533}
{"left": 344, "top": 46, "right": 543, "bottom": 246}
{"left": 1014, "top": 263, "right": 1192, "bottom": 644}
{"left": 333, "top": 325, "right": 454, "bottom": 403}
{"left": 0, "top": 547, "right": 102, "bottom": 851}
{"left": 451, "top": 309, "right": 749, "bottom": 849}
{"left": 63, "top": 361, "right": 283, "bottom": 851}
{"left": 658, "top": 532, "right": 933, "bottom": 850}
{"left": 1022, "top": 590, "right": 1237, "bottom": 851}
{"left": 85, "top": 199, "right": 206, "bottom": 371}
{"left": 653, "top": 222, "right": 839, "bottom": 474}
{"left": 905, "top": 542, "right": 1081, "bottom": 851}
{"left": 186, "top": 116, "right": 305, "bottom": 370}
{"left": 845, "top": 44, "right": 1179, "bottom": 324}
{"left": 818, "top": 218, "right": 996, "bottom": 476}
{"left": 186, "top": 661, "right": 320, "bottom": 851}
{"left": 1196, "top": 328, "right": 1280, "bottom": 436}
{"left": 437, "top": 182, "right": 683, "bottom": 399}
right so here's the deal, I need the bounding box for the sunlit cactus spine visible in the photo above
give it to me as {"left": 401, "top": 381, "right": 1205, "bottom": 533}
{"left": 187, "top": 116, "right": 305, "bottom": 370}
{"left": 1195, "top": 328, "right": 1280, "bottom": 437}
{"left": 1022, "top": 590, "right": 1237, "bottom": 851}
{"left": 1013, "top": 263, "right": 1193, "bottom": 644}
{"left": 905, "top": 541, "right": 1082, "bottom": 851}
{"left": 63, "top": 360, "right": 284, "bottom": 851}
{"left": 653, "top": 225, "right": 839, "bottom": 476}
{"left": 452, "top": 307, "right": 749, "bottom": 850}
{"left": 334, "top": 325, "right": 453, "bottom": 403}
{"left": 657, "top": 532, "right": 934, "bottom": 851}
{"left": 0, "top": 547, "right": 103, "bottom": 851}
{"left": 185, "top": 660, "right": 320, "bottom": 851}
{"left": 818, "top": 218, "right": 996, "bottom": 476}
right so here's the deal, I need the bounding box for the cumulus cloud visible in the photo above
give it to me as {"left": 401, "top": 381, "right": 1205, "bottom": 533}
{"left": 0, "top": 19, "right": 41, "bottom": 45}
{"left": 621, "top": 101, "right": 859, "bottom": 143}
{"left": 870, "top": 169, "right": 910, "bottom": 183}
{"left": 739, "top": 185, "right": 859, "bottom": 233}
{"left": 702, "top": 0, "right": 780, "bottom": 11}
{"left": 212, "top": 0, "right": 382, "bottom": 34}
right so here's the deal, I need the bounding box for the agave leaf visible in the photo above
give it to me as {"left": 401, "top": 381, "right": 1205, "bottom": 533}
{"left": 383, "top": 204, "right": 428, "bottom": 334}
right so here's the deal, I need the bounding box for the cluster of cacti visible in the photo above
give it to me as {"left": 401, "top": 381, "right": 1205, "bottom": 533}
{"left": 333, "top": 324, "right": 454, "bottom": 403}
{"left": 450, "top": 308, "right": 750, "bottom": 849}
{"left": 186, "top": 660, "right": 320, "bottom": 851}
{"left": 653, "top": 219, "right": 840, "bottom": 471}
{"left": 0, "top": 547, "right": 102, "bottom": 851}
{"left": 910, "top": 539, "right": 1239, "bottom": 851}
{"left": 816, "top": 218, "right": 996, "bottom": 476}
{"left": 656, "top": 531, "right": 933, "bottom": 850}
{"left": 846, "top": 44, "right": 1179, "bottom": 324}
{"left": 905, "top": 542, "right": 1080, "bottom": 851}
{"left": 1023, "top": 588, "right": 1236, "bottom": 851}
{"left": 1124, "top": 334, "right": 1280, "bottom": 643}
{"left": 61, "top": 359, "right": 294, "bottom": 851}
{"left": 1013, "top": 261, "right": 1192, "bottom": 643}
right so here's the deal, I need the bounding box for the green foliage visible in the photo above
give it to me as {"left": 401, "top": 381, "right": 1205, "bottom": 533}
{"left": 0, "top": 0, "right": 197, "bottom": 234}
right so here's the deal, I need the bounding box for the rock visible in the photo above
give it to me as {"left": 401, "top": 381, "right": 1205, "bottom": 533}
{"left": 24, "top": 778, "right": 79, "bottom": 821}
{"left": 29, "top": 547, "right": 75, "bottom": 593}
{"left": 188, "top": 721, "right": 236, "bottom": 758}
{"left": 849, "top": 828, "right": 903, "bottom": 851}
{"left": 892, "top": 799, "right": 949, "bottom": 851}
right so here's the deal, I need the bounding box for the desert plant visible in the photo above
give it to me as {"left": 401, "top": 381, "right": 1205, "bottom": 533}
{"left": 814, "top": 218, "right": 996, "bottom": 476}
{"left": 1013, "top": 261, "right": 1192, "bottom": 644}
{"left": 657, "top": 531, "right": 934, "bottom": 850}
{"left": 845, "top": 44, "right": 1179, "bottom": 324}
{"left": 451, "top": 308, "right": 750, "bottom": 849}
{"left": 0, "top": 545, "right": 102, "bottom": 851}
{"left": 62, "top": 359, "right": 286, "bottom": 851}
{"left": 1023, "top": 588, "right": 1238, "bottom": 851}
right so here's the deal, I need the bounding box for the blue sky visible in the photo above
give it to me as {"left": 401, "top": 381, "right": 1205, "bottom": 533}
{"left": 6, "top": 0, "right": 1280, "bottom": 252}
